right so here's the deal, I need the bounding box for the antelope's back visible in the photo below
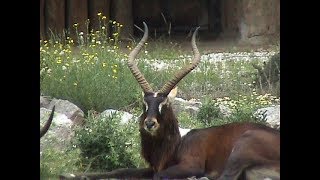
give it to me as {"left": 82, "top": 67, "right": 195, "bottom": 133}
{"left": 177, "top": 122, "right": 279, "bottom": 176}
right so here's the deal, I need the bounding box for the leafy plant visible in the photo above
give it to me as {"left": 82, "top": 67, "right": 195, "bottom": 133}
{"left": 73, "top": 111, "right": 144, "bottom": 172}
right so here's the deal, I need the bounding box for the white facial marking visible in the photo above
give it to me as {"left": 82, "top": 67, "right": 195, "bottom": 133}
{"left": 143, "top": 99, "right": 148, "bottom": 111}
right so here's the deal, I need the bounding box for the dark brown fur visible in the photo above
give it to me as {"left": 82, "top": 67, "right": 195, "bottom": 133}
{"left": 151, "top": 121, "right": 279, "bottom": 179}
{"left": 139, "top": 99, "right": 181, "bottom": 172}
{"left": 217, "top": 128, "right": 280, "bottom": 180}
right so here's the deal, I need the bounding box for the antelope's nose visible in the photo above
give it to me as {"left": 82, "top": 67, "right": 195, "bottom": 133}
{"left": 145, "top": 120, "right": 155, "bottom": 129}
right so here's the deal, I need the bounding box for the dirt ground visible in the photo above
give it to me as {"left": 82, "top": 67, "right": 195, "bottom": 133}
{"left": 118, "top": 33, "right": 280, "bottom": 55}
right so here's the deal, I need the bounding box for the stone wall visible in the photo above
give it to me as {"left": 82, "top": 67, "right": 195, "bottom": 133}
{"left": 221, "top": 0, "right": 280, "bottom": 43}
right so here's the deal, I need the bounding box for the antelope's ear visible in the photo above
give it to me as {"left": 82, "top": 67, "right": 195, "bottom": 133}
{"left": 167, "top": 87, "right": 178, "bottom": 103}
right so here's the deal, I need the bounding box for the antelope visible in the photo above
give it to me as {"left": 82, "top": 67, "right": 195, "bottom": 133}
{"left": 40, "top": 106, "right": 55, "bottom": 138}
{"left": 60, "top": 22, "right": 280, "bottom": 180}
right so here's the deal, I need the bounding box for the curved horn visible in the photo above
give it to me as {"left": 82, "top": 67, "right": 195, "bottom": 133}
{"left": 128, "top": 22, "right": 153, "bottom": 93}
{"left": 40, "top": 106, "right": 55, "bottom": 138}
{"left": 158, "top": 26, "right": 201, "bottom": 95}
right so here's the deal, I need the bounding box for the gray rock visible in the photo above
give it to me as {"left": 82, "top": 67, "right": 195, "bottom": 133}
{"left": 40, "top": 96, "right": 51, "bottom": 108}
{"left": 100, "top": 109, "right": 136, "bottom": 124}
{"left": 254, "top": 105, "right": 280, "bottom": 129}
{"left": 173, "top": 97, "right": 202, "bottom": 116}
{"left": 218, "top": 104, "right": 232, "bottom": 118}
{"left": 48, "top": 98, "right": 84, "bottom": 125}
{"left": 40, "top": 107, "right": 74, "bottom": 155}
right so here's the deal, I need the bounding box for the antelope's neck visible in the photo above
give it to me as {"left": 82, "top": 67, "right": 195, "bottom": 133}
{"left": 140, "top": 117, "right": 181, "bottom": 172}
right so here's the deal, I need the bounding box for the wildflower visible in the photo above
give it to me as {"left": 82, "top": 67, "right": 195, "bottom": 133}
{"left": 113, "top": 21, "right": 116, "bottom": 25}
{"left": 102, "top": 16, "right": 106, "bottom": 20}
{"left": 73, "top": 23, "right": 78, "bottom": 27}
{"left": 62, "top": 66, "right": 67, "bottom": 70}
{"left": 102, "top": 62, "right": 107, "bottom": 67}
{"left": 79, "top": 32, "right": 84, "bottom": 36}
{"left": 73, "top": 82, "right": 78, "bottom": 86}
{"left": 101, "top": 26, "right": 106, "bottom": 30}
{"left": 57, "top": 60, "right": 62, "bottom": 64}
{"left": 97, "top": 12, "right": 102, "bottom": 16}
{"left": 113, "top": 69, "right": 117, "bottom": 73}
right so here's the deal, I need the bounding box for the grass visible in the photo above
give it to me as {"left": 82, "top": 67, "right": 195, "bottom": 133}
{"left": 40, "top": 13, "right": 280, "bottom": 178}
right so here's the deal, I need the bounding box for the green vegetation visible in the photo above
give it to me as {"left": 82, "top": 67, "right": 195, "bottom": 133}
{"left": 73, "top": 112, "right": 145, "bottom": 172}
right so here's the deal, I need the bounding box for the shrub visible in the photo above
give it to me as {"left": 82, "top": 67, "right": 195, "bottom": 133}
{"left": 252, "top": 52, "right": 280, "bottom": 96}
{"left": 195, "top": 92, "right": 280, "bottom": 127}
{"left": 73, "top": 111, "right": 144, "bottom": 172}
{"left": 196, "top": 99, "right": 223, "bottom": 126}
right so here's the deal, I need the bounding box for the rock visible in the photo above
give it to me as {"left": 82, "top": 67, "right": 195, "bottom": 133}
{"left": 173, "top": 97, "right": 202, "bottom": 116}
{"left": 48, "top": 98, "right": 85, "bottom": 125}
{"left": 179, "top": 127, "right": 191, "bottom": 137}
{"left": 218, "top": 104, "right": 232, "bottom": 118}
{"left": 40, "top": 107, "right": 74, "bottom": 154}
{"left": 40, "top": 96, "right": 51, "bottom": 108}
{"left": 254, "top": 105, "right": 280, "bottom": 129}
{"left": 100, "top": 109, "right": 136, "bottom": 124}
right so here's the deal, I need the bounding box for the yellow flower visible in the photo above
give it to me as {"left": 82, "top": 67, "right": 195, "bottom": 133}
{"left": 113, "top": 69, "right": 117, "bottom": 73}
{"left": 73, "top": 82, "right": 78, "bottom": 86}
{"left": 102, "top": 16, "right": 106, "bottom": 20}
{"left": 102, "top": 63, "right": 107, "bottom": 67}
{"left": 97, "top": 12, "right": 102, "bottom": 16}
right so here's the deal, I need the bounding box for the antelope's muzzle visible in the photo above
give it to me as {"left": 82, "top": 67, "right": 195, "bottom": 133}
{"left": 144, "top": 118, "right": 159, "bottom": 132}
{"left": 145, "top": 120, "right": 155, "bottom": 129}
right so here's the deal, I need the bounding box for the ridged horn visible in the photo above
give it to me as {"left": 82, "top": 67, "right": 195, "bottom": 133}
{"left": 40, "top": 106, "right": 55, "bottom": 138}
{"left": 158, "top": 26, "right": 201, "bottom": 95}
{"left": 127, "top": 22, "right": 153, "bottom": 93}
